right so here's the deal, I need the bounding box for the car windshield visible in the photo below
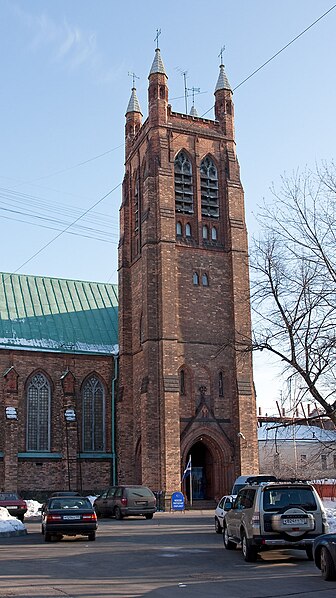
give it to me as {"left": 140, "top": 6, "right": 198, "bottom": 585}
{"left": 263, "top": 487, "right": 317, "bottom": 511}
{"left": 0, "top": 493, "right": 19, "bottom": 500}
{"left": 127, "top": 487, "right": 153, "bottom": 499}
{"left": 50, "top": 498, "right": 92, "bottom": 510}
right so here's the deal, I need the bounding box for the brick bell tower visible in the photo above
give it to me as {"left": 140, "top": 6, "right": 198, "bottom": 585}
{"left": 118, "top": 45, "right": 259, "bottom": 501}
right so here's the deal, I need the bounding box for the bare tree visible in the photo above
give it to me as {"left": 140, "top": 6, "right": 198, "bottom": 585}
{"left": 250, "top": 162, "right": 336, "bottom": 425}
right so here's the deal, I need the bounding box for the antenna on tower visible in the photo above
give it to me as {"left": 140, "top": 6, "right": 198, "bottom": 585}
{"left": 218, "top": 44, "right": 225, "bottom": 65}
{"left": 175, "top": 67, "right": 189, "bottom": 113}
{"left": 188, "top": 86, "right": 201, "bottom": 109}
{"left": 128, "top": 71, "right": 140, "bottom": 88}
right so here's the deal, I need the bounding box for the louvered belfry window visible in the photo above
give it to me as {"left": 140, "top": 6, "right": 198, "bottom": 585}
{"left": 26, "top": 373, "right": 51, "bottom": 451}
{"left": 200, "top": 156, "right": 219, "bottom": 218}
{"left": 82, "top": 376, "right": 105, "bottom": 452}
{"left": 174, "top": 151, "right": 194, "bottom": 214}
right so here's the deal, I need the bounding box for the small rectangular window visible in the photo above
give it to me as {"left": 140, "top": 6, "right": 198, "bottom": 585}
{"left": 300, "top": 454, "right": 307, "bottom": 465}
{"left": 321, "top": 454, "right": 327, "bottom": 470}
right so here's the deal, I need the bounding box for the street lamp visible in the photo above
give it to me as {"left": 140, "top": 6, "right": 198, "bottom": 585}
{"left": 64, "top": 408, "right": 76, "bottom": 491}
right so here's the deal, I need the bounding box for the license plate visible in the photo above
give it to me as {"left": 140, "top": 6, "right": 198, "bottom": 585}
{"left": 9, "top": 506, "right": 18, "bottom": 509}
{"left": 135, "top": 501, "right": 147, "bottom": 506}
{"left": 63, "top": 515, "right": 81, "bottom": 520}
{"left": 283, "top": 518, "right": 307, "bottom": 525}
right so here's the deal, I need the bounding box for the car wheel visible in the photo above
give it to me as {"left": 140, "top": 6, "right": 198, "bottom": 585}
{"left": 223, "top": 524, "right": 236, "bottom": 550}
{"left": 145, "top": 513, "right": 153, "bottom": 520}
{"left": 44, "top": 531, "right": 52, "bottom": 542}
{"left": 215, "top": 517, "right": 222, "bottom": 534}
{"left": 241, "top": 531, "right": 258, "bottom": 562}
{"left": 88, "top": 532, "right": 96, "bottom": 541}
{"left": 320, "top": 546, "right": 336, "bottom": 581}
{"left": 306, "top": 546, "right": 313, "bottom": 561}
{"left": 114, "top": 507, "right": 123, "bottom": 520}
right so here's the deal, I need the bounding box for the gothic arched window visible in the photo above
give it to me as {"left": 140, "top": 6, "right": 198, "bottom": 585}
{"left": 200, "top": 156, "right": 219, "bottom": 218}
{"left": 202, "top": 273, "right": 209, "bottom": 286}
{"left": 185, "top": 223, "right": 192, "bottom": 238}
{"left": 202, "top": 225, "right": 209, "bottom": 240}
{"left": 211, "top": 226, "right": 218, "bottom": 241}
{"left": 82, "top": 376, "right": 105, "bottom": 452}
{"left": 193, "top": 272, "right": 199, "bottom": 285}
{"left": 176, "top": 221, "right": 182, "bottom": 236}
{"left": 174, "top": 151, "right": 194, "bottom": 214}
{"left": 26, "top": 372, "right": 51, "bottom": 452}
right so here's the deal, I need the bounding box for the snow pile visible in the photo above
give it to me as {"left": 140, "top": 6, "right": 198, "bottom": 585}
{"left": 0, "top": 507, "right": 25, "bottom": 533}
{"left": 26, "top": 499, "right": 42, "bottom": 518}
{"left": 323, "top": 500, "right": 336, "bottom": 532}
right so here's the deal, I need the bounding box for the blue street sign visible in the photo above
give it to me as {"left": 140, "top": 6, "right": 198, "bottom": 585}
{"left": 171, "top": 491, "right": 185, "bottom": 511}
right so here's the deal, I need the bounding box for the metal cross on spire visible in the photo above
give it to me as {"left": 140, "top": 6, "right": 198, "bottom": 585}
{"left": 218, "top": 45, "right": 226, "bottom": 65}
{"left": 154, "top": 28, "right": 161, "bottom": 49}
{"left": 128, "top": 71, "right": 140, "bottom": 88}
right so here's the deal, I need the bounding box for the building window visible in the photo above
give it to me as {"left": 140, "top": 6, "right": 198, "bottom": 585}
{"left": 26, "top": 372, "right": 51, "bottom": 452}
{"left": 202, "top": 225, "right": 208, "bottom": 240}
{"left": 176, "top": 221, "right": 182, "bottom": 236}
{"left": 134, "top": 173, "right": 139, "bottom": 233}
{"left": 174, "top": 151, "right": 194, "bottom": 214}
{"left": 211, "top": 226, "right": 217, "bottom": 241}
{"left": 82, "top": 376, "right": 105, "bottom": 452}
{"left": 202, "top": 273, "right": 209, "bottom": 286}
{"left": 185, "top": 223, "right": 192, "bottom": 238}
{"left": 321, "top": 454, "right": 327, "bottom": 470}
{"left": 200, "top": 156, "right": 219, "bottom": 218}
{"left": 300, "top": 454, "right": 307, "bottom": 465}
{"left": 219, "top": 372, "right": 224, "bottom": 397}
{"left": 193, "top": 272, "right": 199, "bottom": 285}
{"left": 180, "top": 369, "right": 186, "bottom": 395}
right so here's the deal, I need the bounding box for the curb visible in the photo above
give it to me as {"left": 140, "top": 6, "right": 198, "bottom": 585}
{"left": 0, "top": 528, "right": 28, "bottom": 537}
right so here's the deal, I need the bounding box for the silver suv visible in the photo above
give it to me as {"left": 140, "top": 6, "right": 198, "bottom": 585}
{"left": 223, "top": 479, "right": 329, "bottom": 562}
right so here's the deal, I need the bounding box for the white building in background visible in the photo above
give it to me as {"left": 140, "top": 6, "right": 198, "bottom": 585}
{"left": 258, "top": 423, "right": 336, "bottom": 480}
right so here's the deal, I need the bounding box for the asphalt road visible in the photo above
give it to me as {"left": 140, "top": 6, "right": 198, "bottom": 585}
{"left": 0, "top": 512, "right": 335, "bottom": 598}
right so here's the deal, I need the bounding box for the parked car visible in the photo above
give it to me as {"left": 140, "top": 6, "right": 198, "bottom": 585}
{"left": 214, "top": 495, "right": 236, "bottom": 533}
{"left": 313, "top": 533, "right": 336, "bottom": 580}
{"left": 41, "top": 491, "right": 82, "bottom": 515}
{"left": 223, "top": 478, "right": 328, "bottom": 562}
{"left": 94, "top": 485, "right": 156, "bottom": 520}
{"left": 41, "top": 495, "right": 97, "bottom": 541}
{"left": 0, "top": 492, "right": 27, "bottom": 522}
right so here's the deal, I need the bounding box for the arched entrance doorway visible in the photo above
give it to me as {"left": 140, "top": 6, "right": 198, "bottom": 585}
{"left": 183, "top": 440, "right": 214, "bottom": 501}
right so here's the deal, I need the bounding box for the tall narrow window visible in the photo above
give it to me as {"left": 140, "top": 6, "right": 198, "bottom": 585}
{"left": 175, "top": 151, "right": 194, "bottom": 214}
{"left": 82, "top": 376, "right": 105, "bottom": 452}
{"left": 134, "top": 174, "right": 139, "bottom": 233}
{"left": 211, "top": 226, "right": 218, "bottom": 241}
{"left": 185, "top": 223, "right": 192, "bottom": 238}
{"left": 219, "top": 372, "right": 224, "bottom": 397}
{"left": 200, "top": 156, "right": 219, "bottom": 218}
{"left": 26, "top": 372, "right": 51, "bottom": 452}
{"left": 202, "top": 273, "right": 209, "bottom": 286}
{"left": 176, "top": 221, "right": 182, "bottom": 236}
{"left": 193, "top": 272, "right": 199, "bottom": 285}
{"left": 180, "top": 369, "right": 186, "bottom": 395}
{"left": 202, "top": 225, "right": 208, "bottom": 240}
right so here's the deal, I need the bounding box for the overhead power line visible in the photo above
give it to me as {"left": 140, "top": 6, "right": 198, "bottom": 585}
{"left": 6, "top": 4, "right": 335, "bottom": 277}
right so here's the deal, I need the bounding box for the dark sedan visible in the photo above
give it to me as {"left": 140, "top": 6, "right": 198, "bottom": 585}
{"left": 313, "top": 533, "right": 336, "bottom": 580}
{"left": 41, "top": 496, "right": 97, "bottom": 542}
{"left": 0, "top": 492, "right": 27, "bottom": 522}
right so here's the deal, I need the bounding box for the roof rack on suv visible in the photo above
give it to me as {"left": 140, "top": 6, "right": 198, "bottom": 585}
{"left": 245, "top": 475, "right": 277, "bottom": 485}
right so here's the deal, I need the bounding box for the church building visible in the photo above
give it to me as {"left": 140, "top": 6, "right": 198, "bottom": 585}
{"left": 118, "top": 46, "right": 259, "bottom": 502}
{"left": 0, "top": 45, "right": 258, "bottom": 501}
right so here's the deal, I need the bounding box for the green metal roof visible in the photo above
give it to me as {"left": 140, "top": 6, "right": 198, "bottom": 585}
{"left": 0, "top": 273, "right": 118, "bottom": 355}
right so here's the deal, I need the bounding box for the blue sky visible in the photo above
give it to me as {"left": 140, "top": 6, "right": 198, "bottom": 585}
{"left": 1, "top": 0, "right": 336, "bottom": 411}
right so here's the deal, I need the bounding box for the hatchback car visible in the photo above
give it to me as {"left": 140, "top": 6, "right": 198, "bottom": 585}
{"left": 0, "top": 492, "right": 27, "bottom": 522}
{"left": 214, "top": 495, "right": 236, "bottom": 533}
{"left": 94, "top": 485, "right": 156, "bottom": 520}
{"left": 41, "top": 496, "right": 97, "bottom": 541}
{"left": 313, "top": 533, "right": 336, "bottom": 580}
{"left": 223, "top": 479, "right": 328, "bottom": 561}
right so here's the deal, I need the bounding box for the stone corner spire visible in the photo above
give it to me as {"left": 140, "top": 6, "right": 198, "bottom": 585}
{"left": 126, "top": 87, "right": 142, "bottom": 115}
{"left": 149, "top": 48, "right": 167, "bottom": 77}
{"left": 215, "top": 63, "right": 232, "bottom": 93}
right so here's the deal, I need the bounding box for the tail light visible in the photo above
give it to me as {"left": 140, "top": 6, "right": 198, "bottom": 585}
{"left": 46, "top": 515, "right": 62, "bottom": 522}
{"left": 322, "top": 511, "right": 329, "bottom": 533}
{"left": 121, "top": 497, "right": 127, "bottom": 506}
{"left": 83, "top": 513, "right": 97, "bottom": 521}
{"left": 251, "top": 513, "right": 260, "bottom": 532}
